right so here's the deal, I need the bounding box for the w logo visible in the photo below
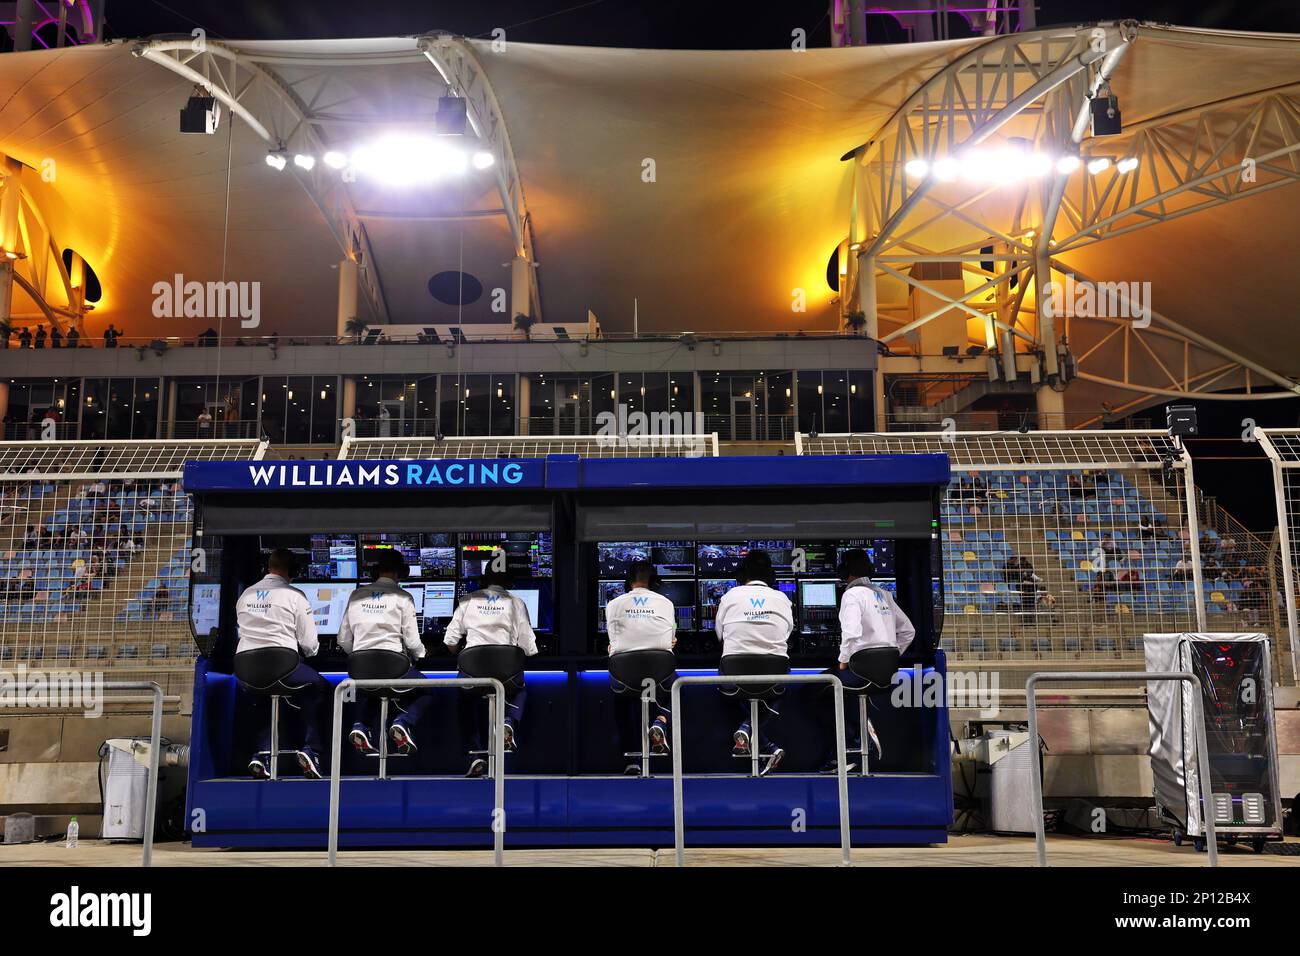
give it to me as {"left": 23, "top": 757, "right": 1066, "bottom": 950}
{"left": 485, "top": 593, "right": 500, "bottom": 604}
{"left": 750, "top": 597, "right": 766, "bottom": 609}
{"left": 632, "top": 596, "right": 649, "bottom": 606}
{"left": 255, "top": 590, "right": 269, "bottom": 600}
{"left": 371, "top": 592, "right": 383, "bottom": 600}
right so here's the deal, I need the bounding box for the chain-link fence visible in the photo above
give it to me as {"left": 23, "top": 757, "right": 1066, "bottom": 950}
{"left": 0, "top": 440, "right": 268, "bottom": 699}
{"left": 339, "top": 434, "right": 720, "bottom": 459}
{"left": 798, "top": 431, "right": 1288, "bottom": 686}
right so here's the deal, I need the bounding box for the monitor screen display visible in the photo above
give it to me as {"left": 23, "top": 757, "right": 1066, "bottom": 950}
{"left": 190, "top": 583, "right": 221, "bottom": 637}
{"left": 697, "top": 543, "right": 745, "bottom": 576}
{"left": 698, "top": 578, "right": 735, "bottom": 607}
{"left": 596, "top": 542, "right": 651, "bottom": 577}
{"left": 296, "top": 583, "right": 357, "bottom": 635}
{"left": 837, "top": 538, "right": 896, "bottom": 577}
{"left": 422, "top": 581, "right": 457, "bottom": 620}
{"left": 795, "top": 544, "right": 837, "bottom": 573}
{"left": 748, "top": 540, "right": 796, "bottom": 572}
{"left": 651, "top": 542, "right": 695, "bottom": 577}
{"left": 360, "top": 534, "right": 422, "bottom": 577}
{"left": 307, "top": 534, "right": 358, "bottom": 580}
{"left": 513, "top": 588, "right": 540, "bottom": 628}
{"left": 799, "top": 580, "right": 839, "bottom": 609}
{"left": 657, "top": 580, "right": 697, "bottom": 631}
{"left": 419, "top": 546, "right": 457, "bottom": 578}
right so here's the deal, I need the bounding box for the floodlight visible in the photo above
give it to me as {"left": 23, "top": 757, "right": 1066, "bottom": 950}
{"left": 323, "top": 151, "right": 349, "bottom": 170}
{"left": 265, "top": 152, "right": 287, "bottom": 171}
{"left": 471, "top": 150, "right": 495, "bottom": 170}
{"left": 904, "top": 158, "right": 928, "bottom": 178}
{"left": 1055, "top": 155, "right": 1080, "bottom": 175}
{"left": 293, "top": 154, "right": 316, "bottom": 171}
{"left": 1086, "top": 157, "right": 1111, "bottom": 175}
{"left": 1117, "top": 157, "right": 1139, "bottom": 173}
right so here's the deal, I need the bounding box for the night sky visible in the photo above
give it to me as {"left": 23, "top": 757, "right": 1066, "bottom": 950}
{"left": 37, "top": 0, "right": 1300, "bottom": 526}
{"left": 96, "top": 1, "right": 1300, "bottom": 48}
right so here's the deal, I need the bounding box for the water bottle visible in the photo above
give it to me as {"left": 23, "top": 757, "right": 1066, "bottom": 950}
{"left": 65, "top": 816, "right": 78, "bottom": 849}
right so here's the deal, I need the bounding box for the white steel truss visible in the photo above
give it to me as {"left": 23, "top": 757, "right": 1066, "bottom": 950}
{"left": 418, "top": 34, "right": 544, "bottom": 322}
{"left": 844, "top": 21, "right": 1300, "bottom": 412}
{"left": 0, "top": 162, "right": 82, "bottom": 331}
{"left": 132, "top": 38, "right": 390, "bottom": 324}
{"left": 0, "top": 438, "right": 267, "bottom": 480}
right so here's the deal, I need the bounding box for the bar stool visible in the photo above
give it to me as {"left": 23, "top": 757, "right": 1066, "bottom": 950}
{"left": 718, "top": 654, "right": 789, "bottom": 777}
{"left": 844, "top": 646, "right": 900, "bottom": 776}
{"left": 458, "top": 644, "right": 526, "bottom": 778}
{"left": 233, "top": 646, "right": 308, "bottom": 781}
{"left": 609, "top": 649, "right": 677, "bottom": 777}
{"left": 347, "top": 648, "right": 416, "bottom": 780}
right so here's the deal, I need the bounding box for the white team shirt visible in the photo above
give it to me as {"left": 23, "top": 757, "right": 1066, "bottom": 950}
{"left": 235, "top": 573, "right": 319, "bottom": 657}
{"left": 837, "top": 578, "right": 915, "bottom": 663}
{"left": 605, "top": 587, "right": 676, "bottom": 654}
{"left": 337, "top": 576, "right": 426, "bottom": 658}
{"left": 443, "top": 585, "right": 539, "bottom": 656}
{"left": 714, "top": 581, "right": 793, "bottom": 657}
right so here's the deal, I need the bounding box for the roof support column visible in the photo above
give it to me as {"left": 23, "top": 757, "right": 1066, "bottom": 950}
{"left": 337, "top": 258, "right": 358, "bottom": 339}
{"left": 0, "top": 156, "right": 21, "bottom": 331}
{"left": 14, "top": 0, "right": 34, "bottom": 52}
{"left": 511, "top": 256, "right": 532, "bottom": 334}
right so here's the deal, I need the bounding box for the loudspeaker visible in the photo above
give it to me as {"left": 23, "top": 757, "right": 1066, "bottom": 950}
{"left": 1165, "top": 403, "right": 1197, "bottom": 437}
{"left": 436, "top": 96, "right": 468, "bottom": 135}
{"left": 179, "top": 96, "right": 221, "bottom": 134}
{"left": 1090, "top": 94, "right": 1122, "bottom": 136}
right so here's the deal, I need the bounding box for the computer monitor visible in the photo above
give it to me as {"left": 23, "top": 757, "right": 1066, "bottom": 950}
{"left": 307, "top": 534, "right": 358, "bottom": 581}
{"left": 651, "top": 542, "right": 695, "bottom": 577}
{"left": 657, "top": 579, "right": 697, "bottom": 631}
{"left": 513, "top": 588, "right": 541, "bottom": 628}
{"left": 259, "top": 535, "right": 312, "bottom": 577}
{"left": 697, "top": 543, "right": 745, "bottom": 576}
{"left": 190, "top": 582, "right": 221, "bottom": 638}
{"left": 837, "top": 538, "right": 896, "bottom": 576}
{"left": 698, "top": 578, "right": 735, "bottom": 631}
{"left": 296, "top": 583, "right": 357, "bottom": 635}
{"left": 750, "top": 540, "right": 796, "bottom": 572}
{"left": 596, "top": 579, "right": 625, "bottom": 633}
{"left": 596, "top": 541, "right": 650, "bottom": 577}
{"left": 795, "top": 544, "right": 837, "bottom": 573}
{"left": 418, "top": 546, "right": 456, "bottom": 579}
{"left": 462, "top": 533, "right": 552, "bottom": 577}
{"left": 422, "top": 581, "right": 457, "bottom": 620}
{"left": 360, "top": 534, "right": 422, "bottom": 577}
{"left": 799, "top": 579, "right": 839, "bottom": 608}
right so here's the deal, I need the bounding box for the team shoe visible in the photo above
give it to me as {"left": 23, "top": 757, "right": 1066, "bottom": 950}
{"left": 248, "top": 756, "right": 271, "bottom": 779}
{"left": 732, "top": 729, "right": 751, "bottom": 756}
{"left": 648, "top": 722, "right": 669, "bottom": 755}
{"left": 866, "top": 719, "right": 884, "bottom": 762}
{"left": 623, "top": 763, "right": 642, "bottom": 777}
{"left": 819, "top": 757, "right": 857, "bottom": 775}
{"left": 349, "top": 723, "right": 378, "bottom": 755}
{"left": 389, "top": 721, "right": 417, "bottom": 754}
{"left": 760, "top": 747, "right": 786, "bottom": 777}
{"left": 466, "top": 758, "right": 488, "bottom": 778}
{"left": 503, "top": 724, "right": 517, "bottom": 753}
{"left": 296, "top": 748, "right": 323, "bottom": 780}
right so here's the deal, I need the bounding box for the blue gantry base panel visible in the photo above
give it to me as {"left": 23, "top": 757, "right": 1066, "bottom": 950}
{"left": 187, "top": 657, "right": 953, "bottom": 849}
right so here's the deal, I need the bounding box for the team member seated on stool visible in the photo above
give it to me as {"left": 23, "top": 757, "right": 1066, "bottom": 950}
{"left": 817, "top": 548, "right": 915, "bottom": 773}
{"left": 339, "top": 548, "right": 430, "bottom": 755}
{"left": 605, "top": 559, "right": 676, "bottom": 775}
{"left": 235, "top": 548, "right": 330, "bottom": 779}
{"left": 444, "top": 568, "right": 538, "bottom": 777}
{"left": 715, "top": 550, "right": 794, "bottom": 775}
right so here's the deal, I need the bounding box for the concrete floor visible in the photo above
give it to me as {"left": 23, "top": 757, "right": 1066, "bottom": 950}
{"left": 2, "top": 835, "right": 1297, "bottom": 867}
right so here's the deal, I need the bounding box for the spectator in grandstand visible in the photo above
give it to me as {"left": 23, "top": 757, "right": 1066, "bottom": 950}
{"left": 196, "top": 408, "right": 214, "bottom": 437}
{"left": 1220, "top": 535, "right": 1237, "bottom": 556}
{"left": 33, "top": 326, "right": 46, "bottom": 349}
{"left": 814, "top": 548, "right": 914, "bottom": 773}
{"left": 604, "top": 559, "right": 675, "bottom": 775}
{"left": 444, "top": 567, "right": 538, "bottom": 778}
{"left": 339, "top": 548, "right": 431, "bottom": 757}
{"left": 1089, "top": 569, "right": 1115, "bottom": 602}
{"left": 1172, "top": 555, "right": 1193, "bottom": 580}
{"left": 1100, "top": 533, "right": 1118, "bottom": 556}
{"left": 103, "top": 324, "right": 120, "bottom": 347}
{"left": 198, "top": 327, "right": 218, "bottom": 347}
{"left": 234, "top": 548, "right": 329, "bottom": 779}
{"left": 49, "top": 326, "right": 62, "bottom": 349}
{"left": 22, "top": 525, "right": 38, "bottom": 548}
{"left": 1137, "top": 513, "right": 1156, "bottom": 538}
{"left": 17, "top": 327, "right": 31, "bottom": 348}
{"left": 1117, "top": 567, "right": 1144, "bottom": 590}
{"left": 1035, "top": 587, "right": 1057, "bottom": 612}
{"left": 66, "top": 326, "right": 79, "bottom": 348}
{"left": 1067, "top": 473, "right": 1084, "bottom": 498}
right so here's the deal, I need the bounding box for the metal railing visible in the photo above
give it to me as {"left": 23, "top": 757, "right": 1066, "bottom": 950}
{"left": 670, "top": 672, "right": 851, "bottom": 867}
{"left": 326, "top": 676, "right": 506, "bottom": 867}
{"left": 9, "top": 681, "right": 164, "bottom": 865}
{"left": 1026, "top": 670, "right": 1217, "bottom": 867}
